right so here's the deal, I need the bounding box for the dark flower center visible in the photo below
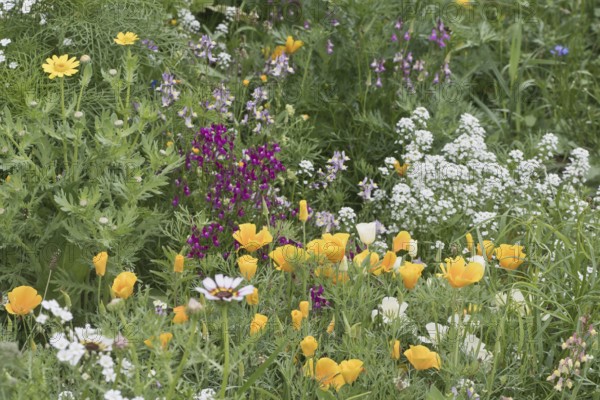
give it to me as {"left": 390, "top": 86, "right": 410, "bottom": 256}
{"left": 213, "top": 289, "right": 233, "bottom": 299}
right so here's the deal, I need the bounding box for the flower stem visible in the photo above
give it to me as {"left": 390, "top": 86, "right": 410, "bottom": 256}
{"left": 60, "top": 79, "right": 69, "bottom": 173}
{"left": 167, "top": 323, "right": 197, "bottom": 400}
{"left": 302, "top": 222, "right": 307, "bottom": 294}
{"left": 97, "top": 276, "right": 102, "bottom": 311}
{"left": 124, "top": 48, "right": 132, "bottom": 123}
{"left": 219, "top": 306, "right": 230, "bottom": 399}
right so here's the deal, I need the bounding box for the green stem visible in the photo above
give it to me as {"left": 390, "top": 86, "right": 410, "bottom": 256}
{"left": 287, "top": 271, "right": 294, "bottom": 310}
{"left": 118, "top": 310, "right": 142, "bottom": 391}
{"left": 300, "top": 50, "right": 312, "bottom": 98}
{"left": 76, "top": 78, "right": 85, "bottom": 112}
{"left": 167, "top": 323, "right": 197, "bottom": 400}
{"left": 60, "top": 78, "right": 66, "bottom": 122}
{"left": 302, "top": 222, "right": 307, "bottom": 295}
{"left": 124, "top": 48, "right": 132, "bottom": 122}
{"left": 219, "top": 306, "right": 230, "bottom": 399}
{"left": 97, "top": 276, "right": 102, "bottom": 312}
{"left": 60, "top": 79, "right": 69, "bottom": 173}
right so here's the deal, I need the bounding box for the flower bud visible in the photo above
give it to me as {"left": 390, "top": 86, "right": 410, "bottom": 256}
{"left": 186, "top": 298, "right": 204, "bottom": 314}
{"left": 108, "top": 69, "right": 117, "bottom": 76}
{"left": 298, "top": 200, "right": 308, "bottom": 222}
{"left": 114, "top": 119, "right": 124, "bottom": 128}
{"left": 80, "top": 55, "right": 91, "bottom": 63}
{"left": 73, "top": 111, "right": 84, "bottom": 119}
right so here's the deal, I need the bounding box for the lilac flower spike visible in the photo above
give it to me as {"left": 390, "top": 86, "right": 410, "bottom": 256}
{"left": 429, "top": 19, "right": 451, "bottom": 48}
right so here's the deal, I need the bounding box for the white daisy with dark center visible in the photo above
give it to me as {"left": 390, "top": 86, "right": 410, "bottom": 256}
{"left": 195, "top": 274, "right": 254, "bottom": 302}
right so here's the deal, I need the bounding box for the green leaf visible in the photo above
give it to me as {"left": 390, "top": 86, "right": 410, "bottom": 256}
{"left": 235, "top": 339, "right": 287, "bottom": 398}
{"left": 509, "top": 22, "right": 522, "bottom": 87}
{"left": 425, "top": 385, "right": 447, "bottom": 400}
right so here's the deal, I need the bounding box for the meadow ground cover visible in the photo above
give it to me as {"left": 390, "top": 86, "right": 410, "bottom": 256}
{"left": 1, "top": 0, "right": 599, "bottom": 399}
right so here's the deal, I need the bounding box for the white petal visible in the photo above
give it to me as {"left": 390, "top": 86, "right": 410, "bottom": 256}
{"left": 203, "top": 293, "right": 219, "bottom": 301}
{"left": 194, "top": 287, "right": 209, "bottom": 296}
{"left": 418, "top": 335, "right": 432, "bottom": 344}
{"left": 236, "top": 285, "right": 254, "bottom": 297}
{"left": 202, "top": 277, "right": 217, "bottom": 291}
{"left": 371, "top": 309, "right": 379, "bottom": 322}
{"left": 398, "top": 302, "right": 408, "bottom": 315}
{"left": 356, "top": 222, "right": 377, "bottom": 246}
{"left": 231, "top": 277, "right": 243, "bottom": 289}
{"left": 215, "top": 274, "right": 226, "bottom": 288}
{"left": 426, "top": 323, "right": 448, "bottom": 345}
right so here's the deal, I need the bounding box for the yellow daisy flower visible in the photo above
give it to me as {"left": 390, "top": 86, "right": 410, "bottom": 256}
{"left": 114, "top": 32, "right": 139, "bottom": 46}
{"left": 42, "top": 55, "right": 80, "bottom": 79}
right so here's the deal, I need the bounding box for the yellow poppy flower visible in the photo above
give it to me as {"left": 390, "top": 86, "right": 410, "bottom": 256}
{"left": 299, "top": 301, "right": 310, "bottom": 319}
{"left": 439, "top": 256, "right": 484, "bottom": 288}
{"left": 285, "top": 36, "right": 304, "bottom": 54}
{"left": 476, "top": 240, "right": 495, "bottom": 260}
{"left": 292, "top": 309, "right": 303, "bottom": 330}
{"left": 320, "top": 233, "right": 350, "bottom": 263}
{"left": 93, "top": 251, "right": 108, "bottom": 277}
{"left": 233, "top": 223, "right": 273, "bottom": 252}
{"left": 393, "top": 231, "right": 412, "bottom": 253}
{"left": 393, "top": 160, "right": 409, "bottom": 176}
{"left": 250, "top": 313, "right": 268, "bottom": 335}
{"left": 237, "top": 255, "right": 258, "bottom": 279}
{"left": 465, "top": 233, "right": 474, "bottom": 251}
{"left": 327, "top": 316, "right": 335, "bottom": 334}
{"left": 144, "top": 332, "right": 173, "bottom": 349}
{"left": 173, "top": 254, "right": 184, "bottom": 273}
{"left": 269, "top": 245, "right": 307, "bottom": 272}
{"left": 298, "top": 200, "right": 309, "bottom": 222}
{"left": 300, "top": 336, "right": 318, "bottom": 357}
{"left": 391, "top": 340, "right": 401, "bottom": 360}
{"left": 242, "top": 79, "right": 250, "bottom": 87}
{"left": 42, "top": 54, "right": 80, "bottom": 79}
{"left": 353, "top": 249, "right": 380, "bottom": 270}
{"left": 370, "top": 251, "right": 397, "bottom": 275}
{"left": 114, "top": 32, "right": 139, "bottom": 46}
{"left": 305, "top": 357, "right": 346, "bottom": 391}
{"left": 271, "top": 45, "right": 286, "bottom": 60}
{"left": 111, "top": 271, "right": 137, "bottom": 299}
{"left": 399, "top": 261, "right": 425, "bottom": 290}
{"left": 495, "top": 244, "right": 526, "bottom": 270}
{"left": 404, "top": 345, "right": 441, "bottom": 370}
{"left": 260, "top": 74, "right": 267, "bottom": 82}
{"left": 172, "top": 305, "right": 189, "bottom": 324}
{"left": 246, "top": 288, "right": 259, "bottom": 305}
{"left": 5, "top": 286, "right": 42, "bottom": 315}
{"left": 339, "top": 359, "right": 364, "bottom": 384}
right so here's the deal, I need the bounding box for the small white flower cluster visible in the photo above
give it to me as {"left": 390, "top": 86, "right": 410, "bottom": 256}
{"left": 337, "top": 206, "right": 356, "bottom": 228}
{"left": 537, "top": 133, "right": 559, "bottom": 162}
{"left": 371, "top": 108, "right": 594, "bottom": 239}
{"left": 38, "top": 299, "right": 73, "bottom": 324}
{"left": 104, "top": 389, "right": 144, "bottom": 400}
{"left": 563, "top": 147, "right": 590, "bottom": 185}
{"left": 0, "top": 37, "right": 9, "bottom": 64}
{"left": 178, "top": 7, "right": 201, "bottom": 33}
{"left": 297, "top": 160, "right": 314, "bottom": 184}
{"left": 194, "top": 389, "right": 217, "bottom": 400}
{"left": 98, "top": 354, "right": 116, "bottom": 382}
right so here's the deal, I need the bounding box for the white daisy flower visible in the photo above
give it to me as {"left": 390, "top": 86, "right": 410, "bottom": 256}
{"left": 194, "top": 274, "right": 254, "bottom": 302}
